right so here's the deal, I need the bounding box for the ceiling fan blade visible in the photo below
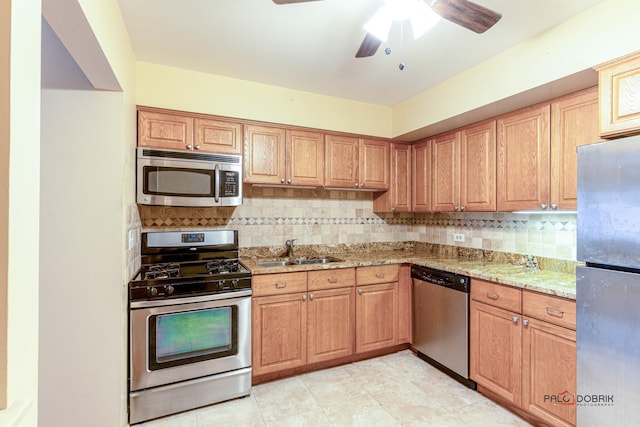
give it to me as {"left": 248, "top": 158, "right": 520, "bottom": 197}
{"left": 355, "top": 33, "right": 382, "bottom": 58}
{"left": 430, "top": 0, "right": 501, "bottom": 33}
{"left": 273, "top": 0, "right": 323, "bottom": 4}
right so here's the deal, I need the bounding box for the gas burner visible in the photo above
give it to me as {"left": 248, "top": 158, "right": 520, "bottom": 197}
{"left": 206, "top": 259, "right": 238, "bottom": 275}
{"left": 144, "top": 263, "right": 180, "bottom": 280}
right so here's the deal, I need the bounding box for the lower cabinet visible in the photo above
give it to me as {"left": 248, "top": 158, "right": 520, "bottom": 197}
{"left": 252, "top": 264, "right": 408, "bottom": 379}
{"left": 470, "top": 278, "right": 576, "bottom": 427}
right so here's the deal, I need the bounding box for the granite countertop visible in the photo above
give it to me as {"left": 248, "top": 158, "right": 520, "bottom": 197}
{"left": 241, "top": 245, "right": 577, "bottom": 300}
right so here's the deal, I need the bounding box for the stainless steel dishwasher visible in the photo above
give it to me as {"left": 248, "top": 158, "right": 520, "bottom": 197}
{"left": 411, "top": 265, "right": 476, "bottom": 389}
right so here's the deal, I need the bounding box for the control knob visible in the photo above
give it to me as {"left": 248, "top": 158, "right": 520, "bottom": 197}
{"left": 165, "top": 285, "right": 175, "bottom": 295}
{"left": 231, "top": 279, "right": 239, "bottom": 288}
{"left": 148, "top": 287, "right": 159, "bottom": 297}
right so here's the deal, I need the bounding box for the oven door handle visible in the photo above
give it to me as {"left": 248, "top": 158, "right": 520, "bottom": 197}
{"left": 130, "top": 289, "right": 252, "bottom": 309}
{"left": 214, "top": 164, "right": 220, "bottom": 203}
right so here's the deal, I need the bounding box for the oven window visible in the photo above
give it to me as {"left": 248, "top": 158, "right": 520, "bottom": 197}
{"left": 144, "top": 166, "right": 214, "bottom": 197}
{"left": 149, "top": 306, "right": 238, "bottom": 370}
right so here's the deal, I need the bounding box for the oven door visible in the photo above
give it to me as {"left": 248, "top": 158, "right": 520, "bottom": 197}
{"left": 130, "top": 291, "right": 251, "bottom": 391}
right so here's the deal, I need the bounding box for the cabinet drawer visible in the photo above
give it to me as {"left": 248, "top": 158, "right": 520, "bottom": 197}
{"left": 308, "top": 268, "right": 355, "bottom": 291}
{"left": 471, "top": 278, "right": 521, "bottom": 313}
{"left": 252, "top": 272, "right": 307, "bottom": 297}
{"left": 356, "top": 265, "right": 399, "bottom": 285}
{"left": 522, "top": 290, "right": 576, "bottom": 330}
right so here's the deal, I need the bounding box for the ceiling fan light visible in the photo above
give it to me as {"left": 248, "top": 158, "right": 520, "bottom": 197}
{"left": 410, "top": 1, "right": 441, "bottom": 39}
{"left": 364, "top": 6, "right": 393, "bottom": 42}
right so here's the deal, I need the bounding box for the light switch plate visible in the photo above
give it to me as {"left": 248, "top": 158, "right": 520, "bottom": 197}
{"left": 453, "top": 233, "right": 465, "bottom": 242}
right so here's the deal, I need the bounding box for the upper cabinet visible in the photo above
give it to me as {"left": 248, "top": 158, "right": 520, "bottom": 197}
{"left": 550, "top": 87, "right": 600, "bottom": 210}
{"left": 432, "top": 120, "right": 496, "bottom": 212}
{"left": 411, "top": 139, "right": 432, "bottom": 212}
{"left": 373, "top": 143, "right": 411, "bottom": 212}
{"left": 497, "top": 105, "right": 551, "bottom": 212}
{"left": 325, "top": 136, "right": 390, "bottom": 190}
{"left": 244, "top": 125, "right": 324, "bottom": 187}
{"left": 596, "top": 51, "right": 640, "bottom": 138}
{"left": 137, "top": 107, "right": 242, "bottom": 154}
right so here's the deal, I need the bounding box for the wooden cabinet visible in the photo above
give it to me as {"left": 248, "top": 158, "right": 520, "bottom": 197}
{"left": 497, "top": 105, "right": 551, "bottom": 211}
{"left": 596, "top": 51, "right": 640, "bottom": 138}
{"left": 252, "top": 291, "right": 308, "bottom": 376}
{"left": 373, "top": 143, "right": 411, "bottom": 212}
{"left": 432, "top": 120, "right": 496, "bottom": 212}
{"left": 470, "top": 279, "right": 576, "bottom": 427}
{"left": 411, "top": 139, "right": 432, "bottom": 212}
{"left": 550, "top": 87, "right": 600, "bottom": 210}
{"left": 355, "top": 265, "right": 399, "bottom": 353}
{"left": 244, "top": 126, "right": 324, "bottom": 187}
{"left": 325, "top": 136, "right": 390, "bottom": 190}
{"left": 137, "top": 107, "right": 242, "bottom": 154}
{"left": 397, "top": 264, "right": 412, "bottom": 344}
{"left": 252, "top": 269, "right": 356, "bottom": 377}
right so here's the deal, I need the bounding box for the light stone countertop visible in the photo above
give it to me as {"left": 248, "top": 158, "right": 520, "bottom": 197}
{"left": 241, "top": 249, "right": 577, "bottom": 300}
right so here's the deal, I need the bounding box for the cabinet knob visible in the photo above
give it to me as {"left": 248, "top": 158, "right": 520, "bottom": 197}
{"left": 551, "top": 204, "right": 558, "bottom": 210}
{"left": 281, "top": 178, "right": 286, "bottom": 183}
{"left": 194, "top": 145, "right": 201, "bottom": 150}
{"left": 355, "top": 182, "right": 359, "bottom": 188}
{"left": 459, "top": 206, "right": 465, "bottom": 212}
{"left": 454, "top": 206, "right": 459, "bottom": 212}
{"left": 287, "top": 179, "right": 292, "bottom": 184}
{"left": 360, "top": 183, "right": 364, "bottom": 188}
{"left": 358, "top": 288, "right": 363, "bottom": 295}
{"left": 309, "top": 293, "right": 314, "bottom": 300}
{"left": 522, "top": 319, "right": 529, "bottom": 327}
{"left": 540, "top": 204, "right": 547, "bottom": 210}
{"left": 302, "top": 294, "right": 307, "bottom": 301}
{"left": 512, "top": 316, "right": 519, "bottom": 324}
{"left": 186, "top": 144, "right": 193, "bottom": 150}
{"left": 391, "top": 207, "right": 396, "bottom": 212}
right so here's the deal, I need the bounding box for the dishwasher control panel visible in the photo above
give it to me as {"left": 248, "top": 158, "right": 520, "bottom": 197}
{"left": 410, "top": 265, "right": 470, "bottom": 293}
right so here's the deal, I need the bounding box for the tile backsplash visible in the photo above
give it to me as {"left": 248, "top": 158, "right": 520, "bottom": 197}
{"left": 139, "top": 186, "right": 577, "bottom": 261}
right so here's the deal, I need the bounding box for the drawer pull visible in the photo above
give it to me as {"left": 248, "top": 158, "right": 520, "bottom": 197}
{"left": 546, "top": 307, "right": 564, "bottom": 318}
{"left": 358, "top": 288, "right": 363, "bottom": 295}
{"left": 486, "top": 292, "right": 500, "bottom": 300}
{"left": 375, "top": 273, "right": 385, "bottom": 278}
{"left": 327, "top": 277, "right": 338, "bottom": 283}
{"left": 275, "top": 282, "right": 287, "bottom": 289}
{"left": 512, "top": 316, "right": 519, "bottom": 324}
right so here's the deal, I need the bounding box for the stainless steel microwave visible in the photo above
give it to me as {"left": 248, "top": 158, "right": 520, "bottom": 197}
{"left": 137, "top": 148, "right": 243, "bottom": 207}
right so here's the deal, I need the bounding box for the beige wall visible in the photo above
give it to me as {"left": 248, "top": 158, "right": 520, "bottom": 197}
{"left": 136, "top": 61, "right": 393, "bottom": 138}
{"left": 392, "top": 0, "right": 640, "bottom": 137}
{"left": 0, "top": 0, "right": 9, "bottom": 413}
{"left": 0, "top": 0, "right": 41, "bottom": 426}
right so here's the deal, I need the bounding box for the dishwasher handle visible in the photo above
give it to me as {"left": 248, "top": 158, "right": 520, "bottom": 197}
{"left": 410, "top": 265, "right": 470, "bottom": 293}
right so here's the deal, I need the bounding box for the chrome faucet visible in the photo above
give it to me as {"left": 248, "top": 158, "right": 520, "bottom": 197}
{"left": 285, "top": 239, "right": 296, "bottom": 258}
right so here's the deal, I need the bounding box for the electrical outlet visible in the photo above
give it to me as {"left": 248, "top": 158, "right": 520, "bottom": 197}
{"left": 128, "top": 230, "right": 135, "bottom": 250}
{"left": 453, "top": 233, "right": 465, "bottom": 242}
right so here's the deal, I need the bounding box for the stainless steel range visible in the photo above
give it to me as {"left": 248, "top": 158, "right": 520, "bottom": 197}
{"left": 128, "top": 229, "right": 251, "bottom": 425}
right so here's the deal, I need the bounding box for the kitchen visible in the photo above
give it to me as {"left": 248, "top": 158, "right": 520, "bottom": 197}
{"left": 3, "top": 0, "right": 640, "bottom": 426}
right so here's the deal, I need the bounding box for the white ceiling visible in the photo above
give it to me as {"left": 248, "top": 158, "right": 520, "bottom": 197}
{"left": 118, "top": 0, "right": 606, "bottom": 107}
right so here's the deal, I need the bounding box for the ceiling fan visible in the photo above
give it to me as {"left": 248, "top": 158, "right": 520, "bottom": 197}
{"left": 272, "top": 0, "right": 502, "bottom": 58}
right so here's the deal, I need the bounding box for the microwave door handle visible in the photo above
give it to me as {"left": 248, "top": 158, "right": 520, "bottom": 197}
{"left": 214, "top": 164, "right": 220, "bottom": 203}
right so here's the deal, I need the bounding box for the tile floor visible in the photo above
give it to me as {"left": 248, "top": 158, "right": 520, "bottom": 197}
{"left": 138, "top": 350, "right": 531, "bottom": 426}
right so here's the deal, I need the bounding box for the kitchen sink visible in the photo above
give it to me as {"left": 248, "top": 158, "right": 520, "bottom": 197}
{"left": 294, "top": 256, "right": 342, "bottom": 264}
{"left": 256, "top": 260, "right": 297, "bottom": 267}
{"left": 256, "top": 256, "right": 342, "bottom": 267}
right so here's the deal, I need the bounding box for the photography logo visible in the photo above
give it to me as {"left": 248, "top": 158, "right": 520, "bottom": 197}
{"left": 544, "top": 391, "right": 614, "bottom": 407}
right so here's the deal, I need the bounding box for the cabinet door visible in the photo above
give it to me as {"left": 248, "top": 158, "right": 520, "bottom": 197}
{"left": 412, "top": 139, "right": 432, "bottom": 212}
{"left": 244, "top": 124, "right": 286, "bottom": 185}
{"left": 307, "top": 287, "right": 355, "bottom": 364}
{"left": 432, "top": 131, "right": 459, "bottom": 212}
{"left": 522, "top": 318, "right": 576, "bottom": 427}
{"left": 286, "top": 129, "right": 324, "bottom": 187}
{"left": 398, "top": 265, "right": 412, "bottom": 344}
{"left": 138, "top": 110, "right": 193, "bottom": 150}
{"left": 194, "top": 118, "right": 242, "bottom": 154}
{"left": 355, "top": 282, "right": 398, "bottom": 353}
{"left": 325, "top": 135, "right": 360, "bottom": 188}
{"left": 470, "top": 301, "right": 522, "bottom": 406}
{"left": 460, "top": 120, "right": 496, "bottom": 212}
{"left": 359, "top": 139, "right": 390, "bottom": 190}
{"left": 550, "top": 88, "right": 599, "bottom": 210}
{"left": 597, "top": 52, "right": 640, "bottom": 138}
{"left": 373, "top": 143, "right": 411, "bottom": 212}
{"left": 252, "top": 293, "right": 307, "bottom": 376}
{"left": 497, "top": 105, "right": 550, "bottom": 211}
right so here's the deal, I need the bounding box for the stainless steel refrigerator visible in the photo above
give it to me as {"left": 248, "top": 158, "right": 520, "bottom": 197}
{"left": 577, "top": 135, "right": 640, "bottom": 426}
